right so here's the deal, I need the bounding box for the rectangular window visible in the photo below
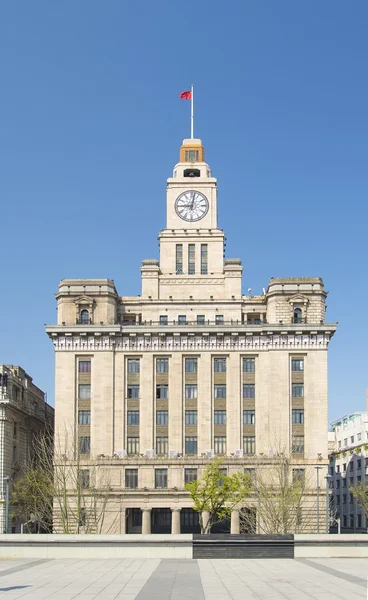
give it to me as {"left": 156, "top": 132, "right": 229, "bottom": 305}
{"left": 156, "top": 410, "right": 168, "bottom": 425}
{"left": 185, "top": 410, "right": 197, "bottom": 425}
{"left": 357, "top": 459, "right": 361, "bottom": 470}
{"left": 349, "top": 477, "right": 354, "bottom": 487}
{"left": 243, "top": 384, "right": 255, "bottom": 399}
{"left": 344, "top": 438, "right": 347, "bottom": 446}
{"left": 127, "top": 437, "right": 139, "bottom": 455}
{"left": 336, "top": 495, "right": 340, "bottom": 505}
{"left": 127, "top": 411, "right": 139, "bottom": 425}
{"left": 185, "top": 384, "right": 197, "bottom": 399}
{"left": 214, "top": 436, "right": 226, "bottom": 454}
{"left": 349, "top": 493, "right": 353, "bottom": 504}
{"left": 342, "top": 479, "right": 346, "bottom": 488}
{"left": 292, "top": 409, "right": 304, "bottom": 424}
{"left": 125, "top": 469, "right": 138, "bottom": 489}
{"left": 13, "top": 422, "right": 17, "bottom": 437}
{"left": 197, "top": 315, "right": 205, "bottom": 325}
{"left": 178, "top": 315, "right": 186, "bottom": 325}
{"left": 79, "top": 436, "right": 90, "bottom": 454}
{"left": 343, "top": 515, "right": 347, "bottom": 527}
{"left": 127, "top": 385, "right": 139, "bottom": 399}
{"left": 79, "top": 470, "right": 90, "bottom": 489}
{"left": 156, "top": 384, "right": 168, "bottom": 399}
{"left": 215, "top": 315, "right": 224, "bottom": 325}
{"left": 357, "top": 475, "right": 362, "bottom": 482}
{"left": 185, "top": 358, "right": 197, "bottom": 373}
{"left": 338, "top": 441, "right": 341, "bottom": 449}
{"left": 244, "top": 436, "right": 255, "bottom": 455}
{"left": 156, "top": 358, "right": 168, "bottom": 373}
{"left": 292, "top": 435, "right": 304, "bottom": 454}
{"left": 336, "top": 465, "right": 340, "bottom": 473}
{"left": 291, "top": 359, "right": 304, "bottom": 372}
{"left": 243, "top": 357, "right": 255, "bottom": 372}
{"left": 188, "top": 243, "right": 195, "bottom": 275}
{"left": 357, "top": 432, "right": 361, "bottom": 441}
{"left": 127, "top": 359, "right": 140, "bottom": 373}
{"left": 159, "top": 315, "right": 168, "bottom": 326}
{"left": 214, "top": 410, "right": 226, "bottom": 425}
{"left": 185, "top": 436, "right": 198, "bottom": 455}
{"left": 342, "top": 493, "right": 347, "bottom": 504}
{"left": 201, "top": 244, "right": 208, "bottom": 275}
{"left": 351, "top": 436, "right": 354, "bottom": 444}
{"left": 155, "top": 469, "right": 168, "bottom": 489}
{"left": 292, "top": 384, "right": 304, "bottom": 398}
{"left": 243, "top": 410, "right": 255, "bottom": 425}
{"left": 343, "top": 463, "right": 346, "bottom": 472}
{"left": 336, "top": 480, "right": 340, "bottom": 488}
{"left": 218, "top": 467, "right": 227, "bottom": 487}
{"left": 292, "top": 469, "right": 305, "bottom": 484}
{"left": 357, "top": 513, "right": 362, "bottom": 528}
{"left": 214, "top": 384, "right": 226, "bottom": 399}
{"left": 184, "top": 468, "right": 197, "bottom": 484}
{"left": 156, "top": 437, "right": 168, "bottom": 455}
{"left": 214, "top": 358, "right": 226, "bottom": 372}
{"left": 244, "top": 468, "right": 256, "bottom": 482}
{"left": 79, "top": 361, "right": 91, "bottom": 373}
{"left": 185, "top": 150, "right": 199, "bottom": 161}
{"left": 78, "top": 384, "right": 91, "bottom": 399}
{"left": 349, "top": 462, "right": 354, "bottom": 471}
{"left": 78, "top": 410, "right": 91, "bottom": 425}
{"left": 176, "top": 244, "right": 183, "bottom": 275}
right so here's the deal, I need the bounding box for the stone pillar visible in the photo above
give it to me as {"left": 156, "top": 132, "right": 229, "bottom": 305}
{"left": 142, "top": 508, "right": 152, "bottom": 534}
{"left": 231, "top": 509, "right": 240, "bottom": 534}
{"left": 202, "top": 510, "right": 210, "bottom": 534}
{"left": 171, "top": 508, "right": 181, "bottom": 534}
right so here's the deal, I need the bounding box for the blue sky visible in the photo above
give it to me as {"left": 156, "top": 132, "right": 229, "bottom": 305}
{"left": 0, "top": 2, "right": 367, "bottom": 421}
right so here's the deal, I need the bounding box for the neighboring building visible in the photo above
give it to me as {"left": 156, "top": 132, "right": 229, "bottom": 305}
{"left": 0, "top": 365, "right": 54, "bottom": 533}
{"left": 329, "top": 399, "right": 368, "bottom": 532}
{"left": 46, "top": 137, "right": 337, "bottom": 534}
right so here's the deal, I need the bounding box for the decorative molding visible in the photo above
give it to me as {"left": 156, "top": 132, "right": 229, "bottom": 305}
{"left": 160, "top": 278, "right": 224, "bottom": 285}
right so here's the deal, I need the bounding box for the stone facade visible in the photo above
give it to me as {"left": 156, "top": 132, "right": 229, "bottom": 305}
{"left": 46, "top": 138, "right": 337, "bottom": 534}
{"left": 0, "top": 365, "right": 54, "bottom": 533}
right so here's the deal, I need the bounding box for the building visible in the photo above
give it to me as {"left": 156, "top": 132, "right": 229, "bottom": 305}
{"left": 0, "top": 365, "right": 54, "bottom": 533}
{"left": 46, "top": 137, "right": 337, "bottom": 534}
{"left": 329, "top": 396, "right": 368, "bottom": 532}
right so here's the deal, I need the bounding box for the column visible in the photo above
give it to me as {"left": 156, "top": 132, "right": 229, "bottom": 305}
{"left": 231, "top": 509, "right": 240, "bottom": 534}
{"left": 171, "top": 507, "right": 181, "bottom": 534}
{"left": 202, "top": 510, "right": 210, "bottom": 534}
{"left": 142, "top": 508, "right": 152, "bottom": 534}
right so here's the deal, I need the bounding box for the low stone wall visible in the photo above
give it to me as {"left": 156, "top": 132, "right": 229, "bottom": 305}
{"left": 294, "top": 534, "right": 368, "bottom": 558}
{"left": 193, "top": 534, "right": 294, "bottom": 559}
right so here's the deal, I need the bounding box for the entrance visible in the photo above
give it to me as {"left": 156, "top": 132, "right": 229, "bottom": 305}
{"left": 151, "top": 508, "right": 171, "bottom": 534}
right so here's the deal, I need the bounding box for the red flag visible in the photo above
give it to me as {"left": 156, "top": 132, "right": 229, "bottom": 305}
{"left": 180, "top": 90, "right": 192, "bottom": 100}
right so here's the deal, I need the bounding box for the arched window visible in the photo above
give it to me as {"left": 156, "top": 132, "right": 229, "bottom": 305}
{"left": 80, "top": 309, "right": 89, "bottom": 325}
{"left": 293, "top": 307, "right": 302, "bottom": 324}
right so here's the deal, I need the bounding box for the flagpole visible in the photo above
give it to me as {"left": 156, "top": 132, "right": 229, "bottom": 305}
{"left": 191, "top": 84, "right": 194, "bottom": 139}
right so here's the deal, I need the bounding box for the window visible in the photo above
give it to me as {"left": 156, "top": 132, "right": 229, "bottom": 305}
{"left": 344, "top": 438, "right": 347, "bottom": 446}
{"left": 185, "top": 150, "right": 199, "bottom": 161}
{"left": 342, "top": 463, "right": 346, "bottom": 472}
{"left": 329, "top": 466, "right": 334, "bottom": 475}
{"left": 349, "top": 493, "right": 353, "bottom": 504}
{"left": 185, "top": 384, "right": 197, "bottom": 399}
{"left": 79, "top": 436, "right": 90, "bottom": 454}
{"left": 357, "top": 475, "right": 361, "bottom": 482}
{"left": 336, "top": 480, "right": 340, "bottom": 488}
{"left": 244, "top": 468, "right": 256, "bottom": 482}
{"left": 292, "top": 469, "right": 305, "bottom": 484}
{"left": 79, "top": 470, "right": 90, "bottom": 489}
{"left": 156, "top": 358, "right": 168, "bottom": 373}
{"left": 197, "top": 315, "right": 205, "bottom": 325}
{"left": 293, "top": 307, "right": 302, "bottom": 324}
{"left": 214, "top": 436, "right": 226, "bottom": 454}
{"left": 243, "top": 358, "right": 255, "bottom": 372}
{"left": 127, "top": 359, "right": 140, "bottom": 373}
{"left": 357, "top": 459, "right": 361, "bottom": 470}
{"left": 178, "top": 315, "right": 187, "bottom": 325}
{"left": 185, "top": 358, "right": 197, "bottom": 373}
{"left": 125, "top": 469, "right": 138, "bottom": 489}
{"left": 349, "top": 514, "right": 354, "bottom": 528}
{"left": 201, "top": 244, "right": 208, "bottom": 274}
{"left": 188, "top": 244, "right": 195, "bottom": 274}
{"left": 343, "top": 515, "right": 347, "bottom": 527}
{"left": 156, "top": 410, "right": 168, "bottom": 425}
{"left": 349, "top": 477, "right": 354, "bottom": 487}
{"left": 292, "top": 384, "right": 304, "bottom": 398}
{"left": 336, "top": 495, "right": 340, "bottom": 505}
{"left": 78, "top": 384, "right": 91, "bottom": 399}
{"left": 185, "top": 436, "right": 198, "bottom": 455}
{"left": 79, "top": 508, "right": 87, "bottom": 527}
{"left": 132, "top": 508, "right": 142, "bottom": 527}
{"left": 214, "top": 410, "right": 226, "bottom": 425}
{"left": 357, "top": 514, "right": 362, "bottom": 528}
{"left": 78, "top": 410, "right": 91, "bottom": 425}
{"left": 351, "top": 436, "right": 354, "bottom": 444}
{"left": 176, "top": 244, "right": 183, "bottom": 274}
{"left": 80, "top": 309, "right": 89, "bottom": 324}
{"left": 215, "top": 315, "right": 224, "bottom": 325}
{"left": 156, "top": 384, "right": 168, "bottom": 399}
{"left": 79, "top": 360, "right": 91, "bottom": 373}
{"left": 243, "top": 384, "right": 255, "bottom": 399}
{"left": 155, "top": 469, "right": 168, "bottom": 489}
{"left": 342, "top": 494, "right": 347, "bottom": 504}
{"left": 218, "top": 467, "right": 227, "bottom": 487}
{"left": 185, "top": 410, "right": 197, "bottom": 425}
{"left": 127, "top": 385, "right": 139, "bottom": 399}
{"left": 357, "top": 433, "right": 361, "bottom": 441}
{"left": 243, "top": 410, "right": 255, "bottom": 425}
{"left": 292, "top": 435, "right": 304, "bottom": 454}
{"left": 184, "top": 468, "right": 197, "bottom": 484}
{"left": 336, "top": 465, "right": 340, "bottom": 473}
{"left": 159, "top": 315, "right": 168, "bottom": 326}
{"left": 342, "top": 479, "right": 347, "bottom": 488}
{"left": 156, "top": 437, "right": 168, "bottom": 455}
{"left": 292, "top": 409, "right": 304, "bottom": 424}
{"left": 214, "top": 358, "right": 226, "bottom": 372}
{"left": 244, "top": 436, "right": 256, "bottom": 455}
{"left": 127, "top": 411, "right": 139, "bottom": 425}
{"left": 127, "top": 437, "right": 139, "bottom": 455}
{"left": 338, "top": 441, "right": 341, "bottom": 449}
{"left": 214, "top": 385, "right": 226, "bottom": 399}
{"left": 291, "top": 359, "right": 304, "bottom": 371}
{"left": 349, "top": 462, "right": 354, "bottom": 471}
{"left": 13, "top": 422, "right": 17, "bottom": 437}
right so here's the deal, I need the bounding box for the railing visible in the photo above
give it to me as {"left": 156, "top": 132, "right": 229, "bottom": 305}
{"left": 52, "top": 318, "right": 333, "bottom": 328}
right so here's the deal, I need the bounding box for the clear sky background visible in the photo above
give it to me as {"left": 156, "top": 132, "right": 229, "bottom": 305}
{"left": 0, "top": 1, "right": 367, "bottom": 422}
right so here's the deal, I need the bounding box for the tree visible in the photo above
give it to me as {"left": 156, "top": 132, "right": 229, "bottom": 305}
{"left": 351, "top": 482, "right": 368, "bottom": 520}
{"left": 185, "top": 459, "right": 252, "bottom": 534}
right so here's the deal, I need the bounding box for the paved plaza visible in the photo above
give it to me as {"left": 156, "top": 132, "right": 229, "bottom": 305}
{"left": 0, "top": 557, "right": 366, "bottom": 599}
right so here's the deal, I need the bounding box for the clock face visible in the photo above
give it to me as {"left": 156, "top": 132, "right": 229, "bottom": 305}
{"left": 175, "top": 190, "right": 209, "bottom": 222}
